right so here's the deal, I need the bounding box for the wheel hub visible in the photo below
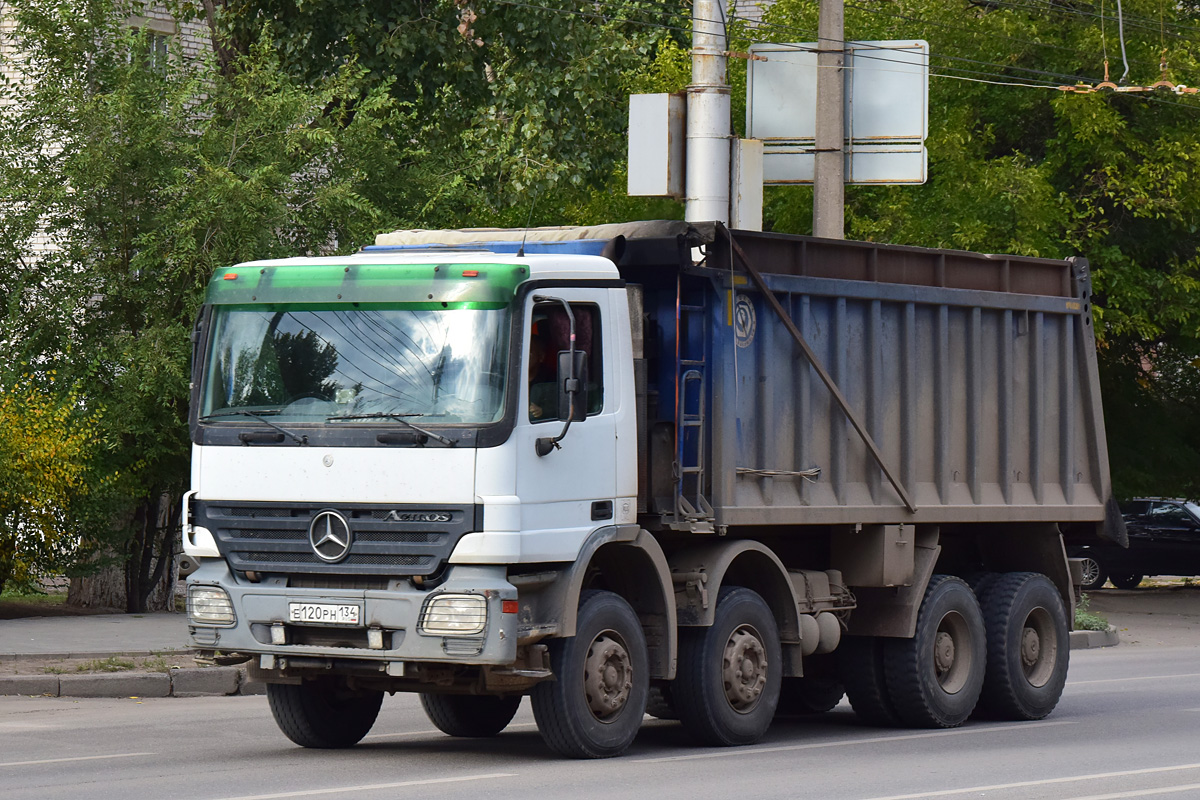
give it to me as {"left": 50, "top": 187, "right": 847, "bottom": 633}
{"left": 934, "top": 630, "right": 957, "bottom": 674}
{"left": 723, "top": 625, "right": 768, "bottom": 713}
{"left": 1021, "top": 626, "right": 1041, "bottom": 668}
{"left": 584, "top": 632, "right": 632, "bottom": 722}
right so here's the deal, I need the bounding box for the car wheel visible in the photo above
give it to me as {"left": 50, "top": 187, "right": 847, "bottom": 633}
{"left": 1110, "top": 573, "right": 1144, "bottom": 590}
{"left": 1077, "top": 556, "right": 1108, "bottom": 591}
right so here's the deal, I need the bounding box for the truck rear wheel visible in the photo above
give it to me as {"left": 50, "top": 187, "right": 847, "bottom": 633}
{"left": 673, "top": 587, "right": 782, "bottom": 746}
{"left": 419, "top": 693, "right": 522, "bottom": 737}
{"left": 839, "top": 636, "right": 900, "bottom": 726}
{"left": 530, "top": 590, "right": 649, "bottom": 758}
{"left": 976, "top": 572, "right": 1069, "bottom": 720}
{"left": 883, "top": 575, "right": 986, "bottom": 728}
{"left": 266, "top": 679, "right": 383, "bottom": 748}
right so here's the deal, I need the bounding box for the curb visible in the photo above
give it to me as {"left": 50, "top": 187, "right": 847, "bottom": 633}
{"left": 1070, "top": 624, "right": 1120, "bottom": 650}
{"left": 4, "top": 649, "right": 193, "bottom": 663}
{"left": 0, "top": 666, "right": 264, "bottom": 698}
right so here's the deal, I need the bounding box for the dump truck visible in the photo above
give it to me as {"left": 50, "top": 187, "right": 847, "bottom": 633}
{"left": 183, "top": 221, "right": 1120, "bottom": 758}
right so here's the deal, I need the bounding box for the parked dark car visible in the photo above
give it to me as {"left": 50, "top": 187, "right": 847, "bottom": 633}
{"left": 1067, "top": 498, "right": 1200, "bottom": 590}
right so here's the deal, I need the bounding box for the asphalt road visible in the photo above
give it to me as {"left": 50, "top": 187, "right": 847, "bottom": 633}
{"left": 3, "top": 643, "right": 1200, "bottom": 800}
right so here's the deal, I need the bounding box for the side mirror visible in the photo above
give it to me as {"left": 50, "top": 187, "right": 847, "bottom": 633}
{"left": 556, "top": 350, "right": 588, "bottom": 422}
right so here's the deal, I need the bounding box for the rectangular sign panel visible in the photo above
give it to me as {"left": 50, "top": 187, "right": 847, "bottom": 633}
{"left": 747, "top": 40, "right": 929, "bottom": 185}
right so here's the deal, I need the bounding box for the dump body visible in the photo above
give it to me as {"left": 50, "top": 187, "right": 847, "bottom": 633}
{"left": 634, "top": 227, "right": 1110, "bottom": 532}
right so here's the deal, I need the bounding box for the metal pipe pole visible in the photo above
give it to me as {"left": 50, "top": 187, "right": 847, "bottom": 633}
{"left": 813, "top": 0, "right": 845, "bottom": 239}
{"left": 686, "top": 0, "right": 730, "bottom": 224}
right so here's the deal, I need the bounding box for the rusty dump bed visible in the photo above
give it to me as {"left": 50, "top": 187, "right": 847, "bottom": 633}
{"left": 643, "top": 224, "right": 1112, "bottom": 531}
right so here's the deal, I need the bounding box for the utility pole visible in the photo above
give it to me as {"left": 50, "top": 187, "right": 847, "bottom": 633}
{"left": 813, "top": 0, "right": 845, "bottom": 239}
{"left": 686, "top": 0, "right": 730, "bottom": 223}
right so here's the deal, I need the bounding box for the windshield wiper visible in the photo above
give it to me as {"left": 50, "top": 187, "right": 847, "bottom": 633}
{"left": 326, "top": 412, "right": 456, "bottom": 447}
{"left": 199, "top": 410, "right": 308, "bottom": 445}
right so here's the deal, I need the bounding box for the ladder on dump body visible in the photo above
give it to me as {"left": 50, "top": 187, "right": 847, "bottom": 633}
{"left": 675, "top": 277, "right": 715, "bottom": 530}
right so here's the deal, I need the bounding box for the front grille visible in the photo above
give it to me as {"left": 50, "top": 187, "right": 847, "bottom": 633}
{"left": 242, "top": 551, "right": 432, "bottom": 567}
{"left": 196, "top": 500, "right": 479, "bottom": 577}
{"left": 287, "top": 575, "right": 390, "bottom": 591}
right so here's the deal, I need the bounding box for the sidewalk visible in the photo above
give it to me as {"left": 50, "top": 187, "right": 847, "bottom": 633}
{"left": 0, "top": 611, "right": 260, "bottom": 698}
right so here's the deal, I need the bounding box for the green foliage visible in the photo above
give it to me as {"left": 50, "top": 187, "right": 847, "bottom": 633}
{"left": 0, "top": 0, "right": 417, "bottom": 607}
{"left": 0, "top": 380, "right": 106, "bottom": 595}
{"left": 203, "top": 0, "right": 689, "bottom": 227}
{"left": 1075, "top": 593, "right": 1110, "bottom": 631}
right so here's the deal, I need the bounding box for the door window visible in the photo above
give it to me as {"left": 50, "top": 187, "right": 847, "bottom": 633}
{"left": 528, "top": 302, "right": 603, "bottom": 423}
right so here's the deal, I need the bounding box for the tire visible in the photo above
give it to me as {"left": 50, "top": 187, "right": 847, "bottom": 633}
{"left": 883, "top": 575, "right": 986, "bottom": 728}
{"left": 1110, "top": 573, "right": 1143, "bottom": 590}
{"left": 266, "top": 679, "right": 383, "bottom": 748}
{"left": 777, "top": 652, "right": 844, "bottom": 716}
{"left": 965, "top": 571, "right": 1001, "bottom": 598}
{"left": 1077, "top": 556, "right": 1108, "bottom": 591}
{"left": 672, "top": 587, "right": 782, "bottom": 746}
{"left": 976, "top": 572, "right": 1070, "bottom": 720}
{"left": 646, "top": 684, "right": 678, "bottom": 720}
{"left": 419, "top": 693, "right": 522, "bottom": 737}
{"left": 530, "top": 590, "right": 649, "bottom": 758}
{"left": 777, "top": 676, "right": 845, "bottom": 716}
{"left": 839, "top": 635, "right": 900, "bottom": 726}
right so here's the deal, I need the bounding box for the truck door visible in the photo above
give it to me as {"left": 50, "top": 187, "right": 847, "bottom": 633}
{"left": 514, "top": 291, "right": 620, "bottom": 559}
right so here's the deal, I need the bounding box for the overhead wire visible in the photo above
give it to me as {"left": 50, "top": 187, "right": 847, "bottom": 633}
{"left": 484, "top": 0, "right": 1199, "bottom": 107}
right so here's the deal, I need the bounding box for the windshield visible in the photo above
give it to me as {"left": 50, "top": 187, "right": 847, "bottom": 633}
{"left": 201, "top": 305, "right": 510, "bottom": 424}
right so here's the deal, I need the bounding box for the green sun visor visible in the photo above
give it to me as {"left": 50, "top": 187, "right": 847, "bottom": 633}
{"left": 205, "top": 262, "right": 530, "bottom": 308}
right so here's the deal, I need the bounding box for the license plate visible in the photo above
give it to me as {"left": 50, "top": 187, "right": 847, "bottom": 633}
{"left": 287, "top": 602, "right": 361, "bottom": 626}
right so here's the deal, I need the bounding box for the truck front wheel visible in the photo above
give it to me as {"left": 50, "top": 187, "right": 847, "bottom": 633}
{"left": 883, "top": 575, "right": 986, "bottom": 728}
{"left": 266, "top": 678, "right": 383, "bottom": 748}
{"left": 976, "top": 572, "right": 1069, "bottom": 720}
{"left": 419, "top": 694, "right": 522, "bottom": 737}
{"left": 673, "top": 587, "right": 782, "bottom": 746}
{"left": 530, "top": 590, "right": 649, "bottom": 758}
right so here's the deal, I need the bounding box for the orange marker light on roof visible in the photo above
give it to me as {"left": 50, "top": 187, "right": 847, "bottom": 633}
{"left": 223, "top": 273, "right": 238, "bottom": 281}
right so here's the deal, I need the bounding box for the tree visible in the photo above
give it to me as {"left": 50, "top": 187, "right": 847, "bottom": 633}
{"left": 198, "top": 0, "right": 689, "bottom": 226}
{"left": 0, "top": 0, "right": 412, "bottom": 609}
{"left": 0, "top": 379, "right": 105, "bottom": 596}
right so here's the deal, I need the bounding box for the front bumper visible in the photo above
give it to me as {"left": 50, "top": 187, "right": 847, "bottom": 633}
{"left": 185, "top": 560, "right": 518, "bottom": 666}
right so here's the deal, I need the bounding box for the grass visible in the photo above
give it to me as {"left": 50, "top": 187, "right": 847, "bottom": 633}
{"left": 1075, "top": 593, "right": 1110, "bottom": 632}
{"left": 0, "top": 588, "right": 67, "bottom": 606}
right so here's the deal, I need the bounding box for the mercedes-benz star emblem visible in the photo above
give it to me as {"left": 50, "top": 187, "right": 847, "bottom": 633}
{"left": 309, "top": 510, "right": 353, "bottom": 563}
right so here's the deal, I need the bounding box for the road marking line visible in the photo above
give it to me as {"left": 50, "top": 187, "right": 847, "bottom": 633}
{"left": 633, "top": 720, "right": 1075, "bottom": 764}
{"left": 0, "top": 752, "right": 155, "bottom": 768}
{"left": 207, "top": 773, "right": 516, "bottom": 800}
{"left": 361, "top": 721, "right": 538, "bottom": 740}
{"left": 857, "top": 763, "right": 1200, "bottom": 800}
{"left": 1070, "top": 672, "right": 1200, "bottom": 686}
{"left": 1057, "top": 783, "right": 1200, "bottom": 800}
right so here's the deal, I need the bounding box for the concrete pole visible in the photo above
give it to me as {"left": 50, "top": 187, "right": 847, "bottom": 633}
{"left": 813, "top": 0, "right": 845, "bottom": 239}
{"left": 686, "top": 0, "right": 730, "bottom": 224}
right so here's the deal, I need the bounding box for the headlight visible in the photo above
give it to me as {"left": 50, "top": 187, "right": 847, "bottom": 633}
{"left": 187, "top": 585, "right": 236, "bottom": 626}
{"left": 419, "top": 593, "right": 487, "bottom": 635}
